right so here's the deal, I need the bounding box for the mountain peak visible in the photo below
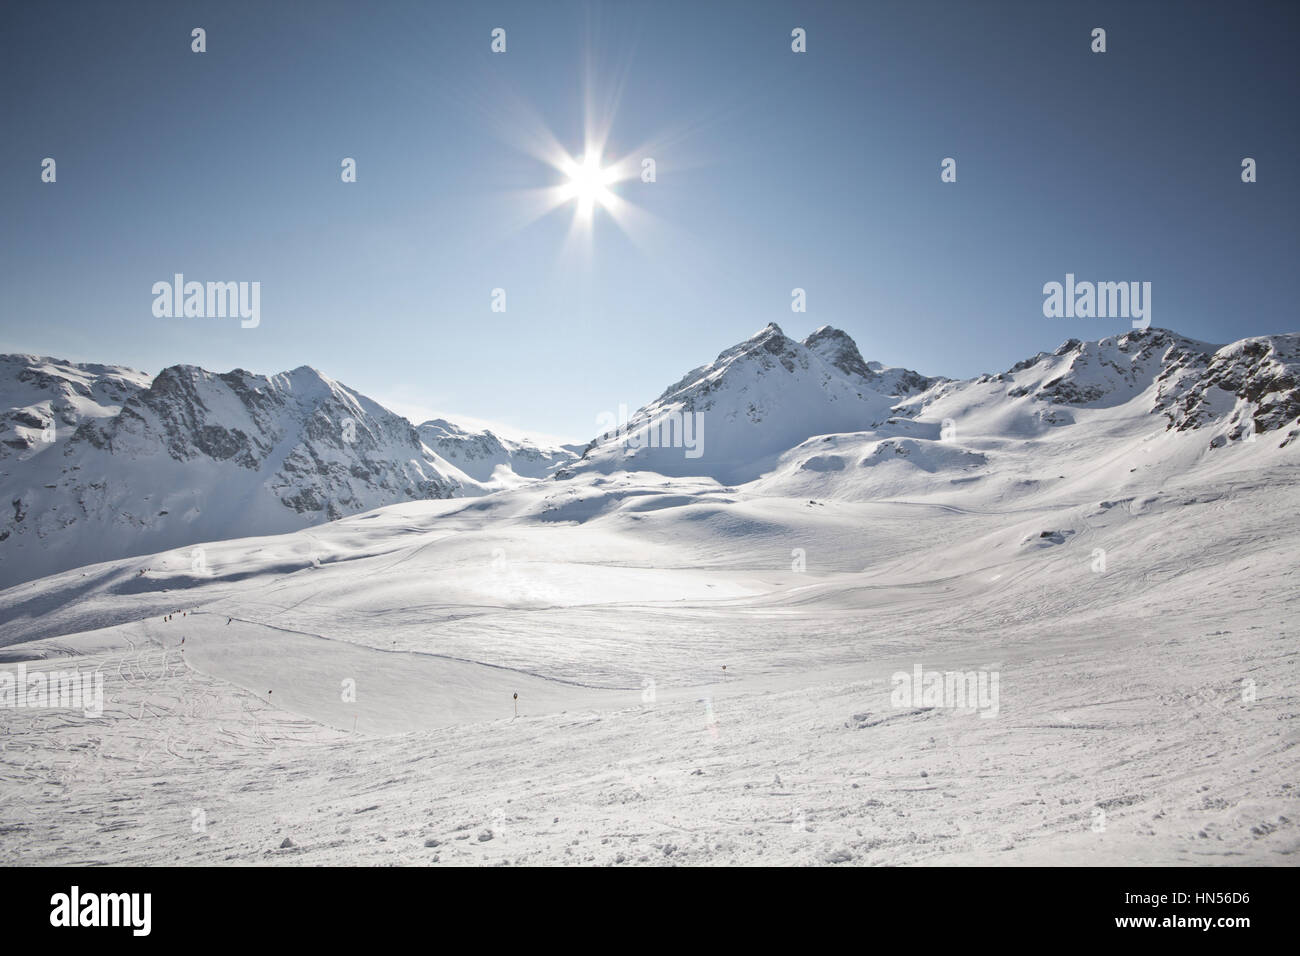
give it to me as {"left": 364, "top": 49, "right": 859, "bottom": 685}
{"left": 803, "top": 326, "right": 871, "bottom": 380}
{"left": 743, "top": 322, "right": 788, "bottom": 345}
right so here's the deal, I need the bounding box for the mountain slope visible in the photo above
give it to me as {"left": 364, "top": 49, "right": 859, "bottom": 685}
{"left": 4, "top": 325, "right": 1296, "bottom": 588}
{"left": 417, "top": 418, "right": 579, "bottom": 488}
{"left": 1163, "top": 333, "right": 1300, "bottom": 446}
{"left": 567, "top": 323, "right": 941, "bottom": 484}
{"left": 570, "top": 325, "right": 1299, "bottom": 502}
{"left": 0, "top": 357, "right": 574, "bottom": 588}
{"left": 0, "top": 354, "right": 151, "bottom": 458}
{"left": 1, "top": 392, "right": 1295, "bottom": 865}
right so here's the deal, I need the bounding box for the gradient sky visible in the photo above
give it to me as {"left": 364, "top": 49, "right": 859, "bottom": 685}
{"left": 2, "top": 0, "right": 1296, "bottom": 442}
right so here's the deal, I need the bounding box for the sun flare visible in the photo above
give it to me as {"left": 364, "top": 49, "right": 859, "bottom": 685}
{"left": 560, "top": 152, "right": 617, "bottom": 219}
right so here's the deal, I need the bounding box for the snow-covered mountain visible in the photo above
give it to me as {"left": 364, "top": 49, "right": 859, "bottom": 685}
{"left": 922, "top": 327, "right": 1299, "bottom": 445}
{"left": 569, "top": 325, "right": 1300, "bottom": 496}
{"left": 922, "top": 326, "right": 1300, "bottom": 453}
{"left": 3, "top": 326, "right": 1295, "bottom": 589}
{"left": 1163, "top": 333, "right": 1300, "bottom": 445}
{"left": 0, "top": 356, "right": 575, "bottom": 588}
{"left": 567, "top": 323, "right": 943, "bottom": 484}
{"left": 0, "top": 354, "right": 152, "bottom": 458}
{"left": 417, "top": 418, "right": 582, "bottom": 486}
{"left": 2, "top": 327, "right": 1297, "bottom": 867}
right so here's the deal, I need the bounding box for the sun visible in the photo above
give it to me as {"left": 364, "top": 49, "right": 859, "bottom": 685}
{"left": 560, "top": 152, "right": 617, "bottom": 219}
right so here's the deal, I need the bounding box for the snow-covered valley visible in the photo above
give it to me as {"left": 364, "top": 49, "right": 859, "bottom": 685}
{"left": 1, "top": 326, "right": 1297, "bottom": 865}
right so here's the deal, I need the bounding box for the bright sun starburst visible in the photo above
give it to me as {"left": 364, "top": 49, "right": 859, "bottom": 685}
{"left": 559, "top": 152, "right": 617, "bottom": 220}
{"left": 485, "top": 38, "right": 692, "bottom": 251}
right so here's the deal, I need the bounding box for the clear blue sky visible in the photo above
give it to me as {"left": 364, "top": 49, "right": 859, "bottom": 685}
{"left": 2, "top": 0, "right": 1296, "bottom": 441}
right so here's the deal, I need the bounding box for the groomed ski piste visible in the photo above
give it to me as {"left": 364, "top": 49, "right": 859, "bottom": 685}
{"left": 1, "top": 326, "right": 1296, "bottom": 865}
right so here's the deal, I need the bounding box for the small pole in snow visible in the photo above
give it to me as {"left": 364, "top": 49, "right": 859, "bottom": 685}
{"left": 513, "top": 692, "right": 518, "bottom": 717}
{"left": 722, "top": 664, "right": 727, "bottom": 682}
